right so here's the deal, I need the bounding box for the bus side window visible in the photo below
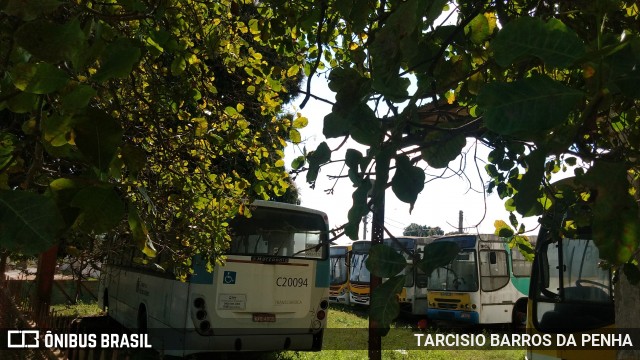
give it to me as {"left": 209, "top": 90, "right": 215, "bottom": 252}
{"left": 480, "top": 250, "right": 509, "bottom": 291}
{"left": 489, "top": 252, "right": 497, "bottom": 265}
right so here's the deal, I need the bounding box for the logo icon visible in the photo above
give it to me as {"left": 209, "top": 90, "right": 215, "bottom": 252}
{"left": 223, "top": 271, "right": 236, "bottom": 284}
{"left": 7, "top": 330, "right": 39, "bottom": 348}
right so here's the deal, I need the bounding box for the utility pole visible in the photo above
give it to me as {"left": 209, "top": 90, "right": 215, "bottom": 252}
{"left": 458, "top": 210, "right": 463, "bottom": 234}
{"left": 369, "top": 186, "right": 384, "bottom": 360}
{"left": 362, "top": 214, "right": 369, "bottom": 240}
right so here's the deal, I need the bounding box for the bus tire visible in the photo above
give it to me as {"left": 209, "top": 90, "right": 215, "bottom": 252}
{"left": 512, "top": 298, "right": 528, "bottom": 333}
{"left": 138, "top": 304, "right": 148, "bottom": 333}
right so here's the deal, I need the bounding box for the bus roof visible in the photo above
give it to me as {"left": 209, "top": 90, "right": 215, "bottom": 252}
{"left": 330, "top": 238, "right": 355, "bottom": 247}
{"left": 252, "top": 200, "right": 328, "bottom": 220}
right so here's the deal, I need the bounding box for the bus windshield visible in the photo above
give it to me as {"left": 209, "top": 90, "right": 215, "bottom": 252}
{"left": 426, "top": 236, "right": 480, "bottom": 292}
{"left": 384, "top": 238, "right": 416, "bottom": 287}
{"left": 350, "top": 252, "right": 370, "bottom": 283}
{"left": 228, "top": 206, "right": 326, "bottom": 259}
{"left": 330, "top": 247, "right": 348, "bottom": 285}
{"left": 534, "top": 237, "right": 614, "bottom": 332}
{"left": 427, "top": 248, "right": 478, "bottom": 292}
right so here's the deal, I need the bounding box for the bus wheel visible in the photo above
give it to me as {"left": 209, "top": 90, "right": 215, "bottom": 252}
{"left": 138, "top": 305, "right": 148, "bottom": 333}
{"left": 512, "top": 298, "right": 527, "bottom": 333}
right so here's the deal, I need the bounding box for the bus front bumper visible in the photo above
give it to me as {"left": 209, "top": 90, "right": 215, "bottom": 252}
{"left": 427, "top": 309, "right": 479, "bottom": 324}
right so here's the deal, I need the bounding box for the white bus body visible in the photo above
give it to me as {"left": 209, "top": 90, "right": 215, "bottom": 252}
{"left": 99, "top": 201, "right": 330, "bottom": 357}
{"left": 424, "top": 234, "right": 535, "bottom": 325}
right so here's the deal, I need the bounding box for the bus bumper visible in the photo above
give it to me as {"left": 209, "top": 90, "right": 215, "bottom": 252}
{"left": 158, "top": 331, "right": 324, "bottom": 356}
{"left": 426, "top": 309, "right": 479, "bottom": 324}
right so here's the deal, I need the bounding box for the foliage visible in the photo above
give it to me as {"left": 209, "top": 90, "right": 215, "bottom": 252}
{"left": 0, "top": 0, "right": 308, "bottom": 271}
{"left": 403, "top": 223, "right": 444, "bottom": 237}
{"left": 281, "top": 0, "right": 640, "bottom": 329}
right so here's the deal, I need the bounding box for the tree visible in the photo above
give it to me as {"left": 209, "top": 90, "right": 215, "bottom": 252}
{"left": 402, "top": 223, "right": 443, "bottom": 237}
{"left": 279, "top": 0, "right": 640, "bottom": 346}
{"left": 0, "top": 0, "right": 309, "bottom": 274}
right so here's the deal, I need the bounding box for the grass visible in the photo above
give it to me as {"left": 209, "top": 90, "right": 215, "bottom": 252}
{"left": 50, "top": 301, "right": 104, "bottom": 317}
{"left": 273, "top": 304, "right": 526, "bottom": 360}
{"left": 48, "top": 302, "right": 526, "bottom": 360}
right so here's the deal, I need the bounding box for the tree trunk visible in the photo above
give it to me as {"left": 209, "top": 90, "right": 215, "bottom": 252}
{"left": 615, "top": 270, "right": 640, "bottom": 360}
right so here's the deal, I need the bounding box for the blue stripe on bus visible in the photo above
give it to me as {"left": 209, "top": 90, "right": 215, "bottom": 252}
{"left": 427, "top": 309, "right": 479, "bottom": 324}
{"left": 315, "top": 258, "right": 330, "bottom": 288}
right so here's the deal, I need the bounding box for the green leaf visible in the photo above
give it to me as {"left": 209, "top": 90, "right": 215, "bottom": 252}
{"left": 581, "top": 161, "right": 640, "bottom": 264}
{"left": 465, "top": 13, "right": 493, "bottom": 45}
{"left": 0, "top": 190, "right": 63, "bottom": 255}
{"left": 93, "top": 38, "right": 142, "bottom": 82}
{"left": 292, "top": 116, "right": 308, "bottom": 129}
{"left": 129, "top": 206, "right": 156, "bottom": 258}
{"left": 170, "top": 56, "right": 187, "bottom": 76}
{"left": 512, "top": 149, "right": 545, "bottom": 216}
{"left": 345, "top": 149, "right": 363, "bottom": 169}
{"left": 492, "top": 17, "right": 585, "bottom": 68}
{"left": 365, "top": 244, "right": 407, "bottom": 278}
{"left": 73, "top": 108, "right": 123, "bottom": 171}
{"left": 421, "top": 134, "right": 466, "bottom": 169}
{"left": 10, "top": 62, "right": 68, "bottom": 94}
{"left": 291, "top": 155, "right": 305, "bottom": 170}
{"left": 47, "top": 177, "right": 82, "bottom": 227}
{"left": 0, "top": 133, "right": 18, "bottom": 170}
{"left": 391, "top": 155, "right": 425, "bottom": 211}
{"left": 345, "top": 179, "right": 372, "bottom": 239}
{"left": 306, "top": 142, "right": 331, "bottom": 183}
{"left": 62, "top": 85, "right": 97, "bottom": 111}
{"left": 289, "top": 129, "right": 302, "bottom": 143}
{"left": 417, "top": 241, "right": 460, "bottom": 275}
{"left": 3, "top": 0, "right": 61, "bottom": 21}
{"left": 323, "top": 112, "right": 350, "bottom": 138}
{"left": 71, "top": 186, "right": 125, "bottom": 234}
{"left": 478, "top": 75, "right": 583, "bottom": 139}
{"left": 14, "top": 18, "right": 85, "bottom": 64}
{"left": 120, "top": 144, "right": 147, "bottom": 179}
{"left": 5, "top": 92, "right": 39, "bottom": 113}
{"left": 494, "top": 220, "right": 515, "bottom": 237}
{"left": 514, "top": 236, "right": 535, "bottom": 261}
{"left": 42, "top": 114, "right": 75, "bottom": 147}
{"left": 287, "top": 64, "right": 300, "bottom": 77}
{"left": 369, "top": 274, "right": 405, "bottom": 327}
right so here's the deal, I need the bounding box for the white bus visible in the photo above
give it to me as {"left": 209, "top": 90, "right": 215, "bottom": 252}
{"left": 329, "top": 238, "right": 354, "bottom": 304}
{"left": 99, "top": 200, "right": 330, "bottom": 357}
{"left": 424, "top": 234, "right": 535, "bottom": 326}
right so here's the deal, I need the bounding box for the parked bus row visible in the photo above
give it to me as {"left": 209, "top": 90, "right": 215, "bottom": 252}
{"left": 96, "top": 192, "right": 618, "bottom": 358}
{"left": 329, "top": 234, "right": 536, "bottom": 328}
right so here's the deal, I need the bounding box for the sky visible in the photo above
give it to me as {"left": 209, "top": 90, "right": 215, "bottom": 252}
{"left": 283, "top": 75, "right": 542, "bottom": 239}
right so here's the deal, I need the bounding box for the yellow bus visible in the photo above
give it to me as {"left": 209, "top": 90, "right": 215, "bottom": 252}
{"left": 349, "top": 240, "right": 371, "bottom": 306}
{"left": 383, "top": 236, "right": 436, "bottom": 314}
{"left": 329, "top": 239, "right": 354, "bottom": 304}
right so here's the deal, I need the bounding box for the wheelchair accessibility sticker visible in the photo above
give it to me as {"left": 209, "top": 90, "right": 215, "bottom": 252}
{"left": 223, "top": 271, "right": 237, "bottom": 284}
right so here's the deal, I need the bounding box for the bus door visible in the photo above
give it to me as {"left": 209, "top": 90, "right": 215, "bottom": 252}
{"left": 477, "top": 244, "right": 513, "bottom": 324}
{"left": 528, "top": 236, "right": 615, "bottom": 360}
